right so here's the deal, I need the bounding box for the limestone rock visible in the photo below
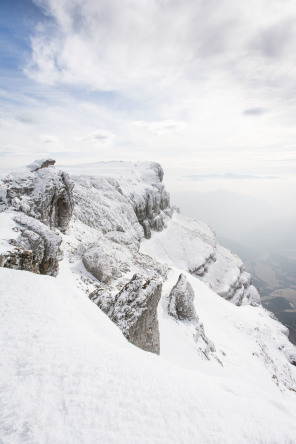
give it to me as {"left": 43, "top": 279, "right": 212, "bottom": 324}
{"left": 168, "top": 273, "right": 196, "bottom": 321}
{"left": 82, "top": 240, "right": 132, "bottom": 283}
{"left": 168, "top": 273, "right": 216, "bottom": 360}
{"left": 131, "top": 186, "right": 171, "bottom": 239}
{"left": 89, "top": 289, "right": 114, "bottom": 316}
{"left": 4, "top": 161, "right": 74, "bottom": 233}
{"left": 111, "top": 274, "right": 162, "bottom": 354}
{"left": 27, "top": 159, "right": 56, "bottom": 172}
{"left": 2, "top": 214, "right": 62, "bottom": 276}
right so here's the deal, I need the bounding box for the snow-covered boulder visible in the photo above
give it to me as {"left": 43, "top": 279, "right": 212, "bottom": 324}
{"left": 27, "top": 158, "right": 56, "bottom": 172}
{"left": 82, "top": 240, "right": 133, "bottom": 283}
{"left": 168, "top": 273, "right": 196, "bottom": 321}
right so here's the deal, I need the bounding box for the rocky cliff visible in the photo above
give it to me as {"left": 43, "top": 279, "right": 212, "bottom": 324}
{"left": 0, "top": 160, "right": 73, "bottom": 276}
{"left": 1, "top": 159, "right": 296, "bottom": 444}
{"left": 0, "top": 160, "right": 293, "bottom": 367}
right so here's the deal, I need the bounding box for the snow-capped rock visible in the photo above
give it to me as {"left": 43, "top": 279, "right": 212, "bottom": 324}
{"left": 111, "top": 274, "right": 162, "bottom": 354}
{"left": 0, "top": 161, "right": 73, "bottom": 276}
{"left": 141, "top": 212, "right": 260, "bottom": 306}
{"left": 168, "top": 273, "right": 196, "bottom": 321}
{"left": 0, "top": 212, "right": 61, "bottom": 276}
{"left": 27, "top": 158, "right": 56, "bottom": 172}
{"left": 3, "top": 160, "right": 74, "bottom": 232}
{"left": 63, "top": 161, "right": 172, "bottom": 240}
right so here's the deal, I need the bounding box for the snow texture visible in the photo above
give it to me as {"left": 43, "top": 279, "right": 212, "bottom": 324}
{"left": 1, "top": 160, "right": 296, "bottom": 443}
{"left": 1, "top": 267, "right": 296, "bottom": 444}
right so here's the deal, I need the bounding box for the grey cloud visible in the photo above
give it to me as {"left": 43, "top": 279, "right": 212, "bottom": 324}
{"left": 249, "top": 18, "right": 296, "bottom": 58}
{"left": 243, "top": 107, "right": 266, "bottom": 116}
{"left": 16, "top": 114, "right": 39, "bottom": 124}
{"left": 81, "top": 130, "right": 115, "bottom": 144}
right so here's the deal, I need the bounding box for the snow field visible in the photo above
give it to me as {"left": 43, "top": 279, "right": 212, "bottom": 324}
{"left": 1, "top": 267, "right": 296, "bottom": 444}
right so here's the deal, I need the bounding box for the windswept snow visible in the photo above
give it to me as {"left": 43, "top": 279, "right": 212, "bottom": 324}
{"left": 1, "top": 267, "right": 296, "bottom": 444}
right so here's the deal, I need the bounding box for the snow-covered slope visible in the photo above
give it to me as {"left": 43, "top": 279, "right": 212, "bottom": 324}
{"left": 1, "top": 267, "right": 296, "bottom": 444}
{"left": 1, "top": 160, "right": 296, "bottom": 443}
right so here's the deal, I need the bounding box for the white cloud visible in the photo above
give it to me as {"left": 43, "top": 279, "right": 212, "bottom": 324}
{"left": 28, "top": 0, "right": 296, "bottom": 97}
{"left": 1, "top": 0, "right": 296, "bottom": 210}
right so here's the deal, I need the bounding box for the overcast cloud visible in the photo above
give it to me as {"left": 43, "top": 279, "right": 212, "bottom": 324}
{"left": 0, "top": 0, "right": 296, "bottom": 216}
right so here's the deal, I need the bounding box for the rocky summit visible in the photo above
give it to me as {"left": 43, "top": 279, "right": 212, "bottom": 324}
{"left": 1, "top": 160, "right": 296, "bottom": 443}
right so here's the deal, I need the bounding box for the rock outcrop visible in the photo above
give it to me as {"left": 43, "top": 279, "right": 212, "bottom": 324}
{"left": 1, "top": 214, "right": 62, "bottom": 276}
{"left": 82, "top": 240, "right": 133, "bottom": 283}
{"left": 0, "top": 159, "right": 73, "bottom": 276}
{"left": 168, "top": 273, "right": 216, "bottom": 360}
{"left": 110, "top": 274, "right": 162, "bottom": 354}
{"left": 199, "top": 244, "right": 261, "bottom": 306}
{"left": 168, "top": 273, "right": 196, "bottom": 321}
{"left": 27, "top": 158, "right": 56, "bottom": 172}
{"left": 131, "top": 184, "right": 172, "bottom": 239}
{"left": 141, "top": 212, "right": 260, "bottom": 307}
{"left": 3, "top": 161, "right": 74, "bottom": 232}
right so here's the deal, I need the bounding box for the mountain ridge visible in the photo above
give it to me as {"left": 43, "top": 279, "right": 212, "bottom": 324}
{"left": 1, "top": 159, "right": 296, "bottom": 443}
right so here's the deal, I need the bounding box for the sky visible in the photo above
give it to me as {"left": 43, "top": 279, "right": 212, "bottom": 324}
{"left": 1, "top": 0, "right": 296, "bottom": 220}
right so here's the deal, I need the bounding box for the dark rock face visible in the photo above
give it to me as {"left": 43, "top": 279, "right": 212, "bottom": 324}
{"left": 27, "top": 159, "right": 56, "bottom": 172}
{"left": 110, "top": 274, "right": 162, "bottom": 354}
{"left": 2, "top": 214, "right": 62, "bottom": 276}
{"left": 168, "top": 274, "right": 196, "bottom": 321}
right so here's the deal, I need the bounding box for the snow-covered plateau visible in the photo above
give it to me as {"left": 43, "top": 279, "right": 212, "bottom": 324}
{"left": 1, "top": 159, "right": 296, "bottom": 444}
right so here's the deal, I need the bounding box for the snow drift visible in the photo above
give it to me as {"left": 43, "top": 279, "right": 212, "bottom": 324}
{"left": 1, "top": 160, "right": 296, "bottom": 443}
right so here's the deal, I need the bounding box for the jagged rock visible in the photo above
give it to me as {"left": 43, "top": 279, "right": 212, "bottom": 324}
{"left": 71, "top": 175, "right": 143, "bottom": 246}
{"left": 2, "top": 214, "right": 62, "bottom": 276}
{"left": 142, "top": 219, "right": 151, "bottom": 239}
{"left": 0, "top": 180, "right": 7, "bottom": 212}
{"left": 27, "top": 158, "right": 56, "bottom": 172}
{"left": 63, "top": 161, "right": 173, "bottom": 242}
{"left": 131, "top": 186, "right": 170, "bottom": 239}
{"left": 110, "top": 274, "right": 162, "bottom": 354}
{"left": 168, "top": 273, "right": 216, "bottom": 359}
{"left": 0, "top": 161, "right": 71, "bottom": 276}
{"left": 89, "top": 289, "right": 114, "bottom": 316}
{"left": 168, "top": 274, "right": 196, "bottom": 321}
{"left": 4, "top": 161, "right": 74, "bottom": 233}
